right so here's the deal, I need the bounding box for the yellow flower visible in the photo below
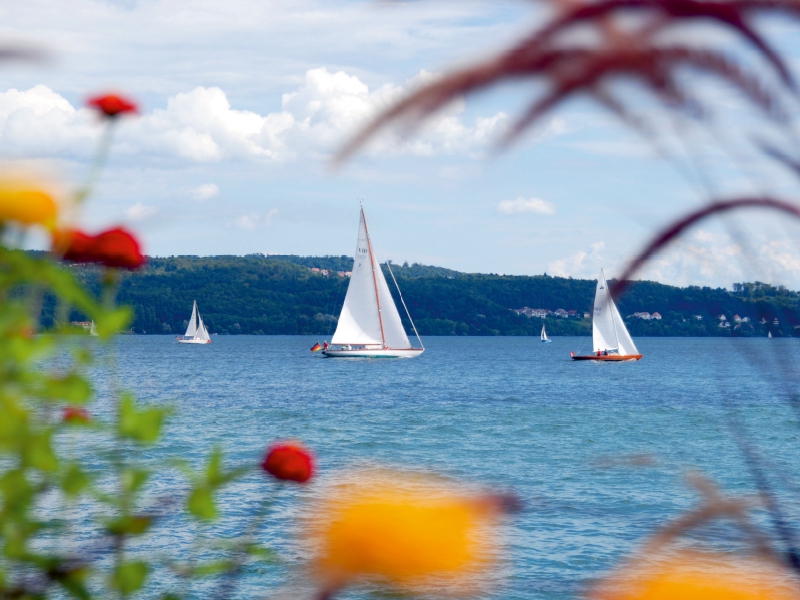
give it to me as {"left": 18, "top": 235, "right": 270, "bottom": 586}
{"left": 592, "top": 553, "right": 800, "bottom": 600}
{"left": 0, "top": 186, "right": 58, "bottom": 229}
{"left": 308, "top": 473, "right": 507, "bottom": 596}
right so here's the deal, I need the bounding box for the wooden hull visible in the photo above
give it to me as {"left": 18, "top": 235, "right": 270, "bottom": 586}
{"left": 323, "top": 348, "right": 424, "bottom": 359}
{"left": 571, "top": 354, "right": 641, "bottom": 361}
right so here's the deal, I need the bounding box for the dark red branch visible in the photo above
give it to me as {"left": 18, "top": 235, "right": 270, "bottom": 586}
{"left": 610, "top": 197, "right": 800, "bottom": 298}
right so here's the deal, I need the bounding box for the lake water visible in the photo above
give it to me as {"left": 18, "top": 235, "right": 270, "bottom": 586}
{"left": 81, "top": 336, "right": 800, "bottom": 599}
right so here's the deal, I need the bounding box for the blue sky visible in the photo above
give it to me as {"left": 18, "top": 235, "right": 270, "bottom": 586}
{"left": 2, "top": 0, "right": 800, "bottom": 288}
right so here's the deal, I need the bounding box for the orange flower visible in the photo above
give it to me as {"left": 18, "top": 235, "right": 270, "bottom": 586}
{"left": 0, "top": 187, "right": 57, "bottom": 229}
{"left": 307, "top": 473, "right": 511, "bottom": 596}
{"left": 86, "top": 94, "right": 138, "bottom": 118}
{"left": 261, "top": 442, "right": 314, "bottom": 483}
{"left": 592, "top": 553, "right": 800, "bottom": 600}
{"left": 62, "top": 407, "right": 90, "bottom": 423}
{"left": 53, "top": 227, "right": 145, "bottom": 270}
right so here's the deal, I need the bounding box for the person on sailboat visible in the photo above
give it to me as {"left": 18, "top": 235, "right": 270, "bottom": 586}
{"left": 323, "top": 341, "right": 329, "bottom": 350}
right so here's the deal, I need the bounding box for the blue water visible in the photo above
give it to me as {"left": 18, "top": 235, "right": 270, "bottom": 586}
{"left": 79, "top": 336, "right": 800, "bottom": 599}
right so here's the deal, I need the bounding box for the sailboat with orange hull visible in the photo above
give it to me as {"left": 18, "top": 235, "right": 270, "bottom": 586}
{"left": 571, "top": 269, "right": 642, "bottom": 362}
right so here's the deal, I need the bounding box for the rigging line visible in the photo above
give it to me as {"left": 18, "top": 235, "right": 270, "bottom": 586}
{"left": 382, "top": 252, "right": 425, "bottom": 350}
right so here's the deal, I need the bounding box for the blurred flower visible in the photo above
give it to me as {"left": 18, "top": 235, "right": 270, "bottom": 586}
{"left": 261, "top": 442, "right": 314, "bottom": 483}
{"left": 62, "top": 406, "right": 90, "bottom": 423}
{"left": 592, "top": 553, "right": 800, "bottom": 600}
{"left": 53, "top": 227, "right": 145, "bottom": 270}
{"left": 86, "top": 94, "right": 138, "bottom": 118}
{"left": 0, "top": 186, "right": 57, "bottom": 229}
{"left": 308, "top": 473, "right": 513, "bottom": 597}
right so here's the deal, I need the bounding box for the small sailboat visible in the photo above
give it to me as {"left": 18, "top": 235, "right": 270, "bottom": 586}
{"left": 540, "top": 323, "right": 552, "bottom": 343}
{"left": 176, "top": 300, "right": 211, "bottom": 344}
{"left": 571, "top": 269, "right": 642, "bottom": 361}
{"left": 768, "top": 331, "right": 773, "bottom": 338}
{"left": 323, "top": 206, "right": 424, "bottom": 358}
{"left": 89, "top": 320, "right": 99, "bottom": 337}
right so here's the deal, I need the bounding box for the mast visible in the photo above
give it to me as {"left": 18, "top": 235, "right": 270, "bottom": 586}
{"left": 361, "top": 207, "right": 386, "bottom": 347}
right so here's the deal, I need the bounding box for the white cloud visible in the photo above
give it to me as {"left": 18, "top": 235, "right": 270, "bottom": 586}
{"left": 496, "top": 196, "right": 556, "bottom": 215}
{"left": 232, "top": 208, "right": 279, "bottom": 230}
{"left": 126, "top": 202, "right": 158, "bottom": 221}
{"left": 548, "top": 241, "right": 608, "bottom": 278}
{"left": 190, "top": 183, "right": 220, "bottom": 201}
{"left": 0, "top": 69, "right": 510, "bottom": 164}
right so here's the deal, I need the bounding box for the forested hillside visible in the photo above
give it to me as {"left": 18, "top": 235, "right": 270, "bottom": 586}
{"left": 49, "top": 254, "right": 800, "bottom": 337}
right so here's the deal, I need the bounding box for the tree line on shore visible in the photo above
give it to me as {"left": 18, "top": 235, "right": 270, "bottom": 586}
{"left": 45, "top": 254, "right": 800, "bottom": 337}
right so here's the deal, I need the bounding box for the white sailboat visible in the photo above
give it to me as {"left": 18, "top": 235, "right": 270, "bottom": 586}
{"left": 571, "top": 269, "right": 642, "bottom": 361}
{"left": 768, "top": 330, "right": 773, "bottom": 338}
{"left": 323, "top": 206, "right": 424, "bottom": 358}
{"left": 540, "top": 323, "right": 552, "bottom": 343}
{"left": 176, "top": 300, "right": 211, "bottom": 345}
{"left": 89, "top": 320, "right": 99, "bottom": 337}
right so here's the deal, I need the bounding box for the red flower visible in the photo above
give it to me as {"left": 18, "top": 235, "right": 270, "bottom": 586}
{"left": 54, "top": 227, "right": 145, "bottom": 270}
{"left": 261, "top": 442, "right": 314, "bottom": 483}
{"left": 86, "top": 94, "right": 138, "bottom": 118}
{"left": 63, "top": 407, "right": 91, "bottom": 423}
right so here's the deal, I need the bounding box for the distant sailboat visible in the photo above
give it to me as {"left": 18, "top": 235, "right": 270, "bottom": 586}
{"left": 89, "top": 320, "right": 99, "bottom": 337}
{"left": 571, "top": 269, "right": 642, "bottom": 361}
{"left": 323, "top": 206, "right": 424, "bottom": 358}
{"left": 768, "top": 330, "right": 773, "bottom": 338}
{"left": 176, "top": 301, "right": 211, "bottom": 344}
{"left": 541, "top": 323, "right": 552, "bottom": 343}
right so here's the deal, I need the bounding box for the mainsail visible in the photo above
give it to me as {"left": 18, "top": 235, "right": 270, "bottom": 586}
{"left": 592, "top": 269, "right": 638, "bottom": 356}
{"left": 331, "top": 208, "right": 412, "bottom": 349}
{"left": 541, "top": 324, "right": 548, "bottom": 341}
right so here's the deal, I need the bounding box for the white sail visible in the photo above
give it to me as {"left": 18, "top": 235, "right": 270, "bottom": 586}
{"left": 90, "top": 320, "right": 98, "bottom": 336}
{"left": 609, "top": 291, "right": 638, "bottom": 355}
{"left": 197, "top": 313, "right": 210, "bottom": 341}
{"left": 541, "top": 324, "right": 548, "bottom": 341}
{"left": 184, "top": 301, "right": 198, "bottom": 338}
{"left": 331, "top": 209, "right": 387, "bottom": 346}
{"left": 374, "top": 254, "right": 412, "bottom": 349}
{"left": 592, "top": 269, "right": 638, "bottom": 355}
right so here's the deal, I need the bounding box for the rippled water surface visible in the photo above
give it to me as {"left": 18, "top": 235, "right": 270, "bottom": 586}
{"left": 85, "top": 335, "right": 800, "bottom": 599}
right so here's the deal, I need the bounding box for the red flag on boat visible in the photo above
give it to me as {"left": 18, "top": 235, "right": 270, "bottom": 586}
{"left": 310, "top": 342, "right": 322, "bottom": 353}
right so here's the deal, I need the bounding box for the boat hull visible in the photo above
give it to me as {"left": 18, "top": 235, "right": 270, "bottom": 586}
{"left": 541, "top": 340, "right": 552, "bottom": 343}
{"left": 571, "top": 354, "right": 641, "bottom": 361}
{"left": 176, "top": 337, "right": 210, "bottom": 344}
{"left": 322, "top": 348, "right": 424, "bottom": 359}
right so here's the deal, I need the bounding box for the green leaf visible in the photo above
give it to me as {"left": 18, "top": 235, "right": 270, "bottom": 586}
{"left": 61, "top": 464, "right": 91, "bottom": 497}
{"left": 111, "top": 561, "right": 149, "bottom": 595}
{"left": 118, "top": 393, "right": 168, "bottom": 444}
{"left": 187, "top": 486, "right": 216, "bottom": 520}
{"left": 122, "top": 467, "right": 149, "bottom": 495}
{"left": 245, "top": 544, "right": 279, "bottom": 564}
{"left": 44, "top": 373, "right": 92, "bottom": 404}
{"left": 104, "top": 516, "right": 152, "bottom": 536}
{"left": 96, "top": 307, "right": 132, "bottom": 338}
{"left": 22, "top": 431, "right": 58, "bottom": 471}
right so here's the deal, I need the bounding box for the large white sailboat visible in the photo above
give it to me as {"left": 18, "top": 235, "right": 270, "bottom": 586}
{"left": 323, "top": 206, "right": 424, "bottom": 358}
{"left": 571, "top": 269, "right": 642, "bottom": 361}
{"left": 176, "top": 300, "right": 211, "bottom": 345}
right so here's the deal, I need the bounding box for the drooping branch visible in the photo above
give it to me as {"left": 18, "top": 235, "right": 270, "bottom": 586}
{"left": 609, "top": 197, "right": 800, "bottom": 298}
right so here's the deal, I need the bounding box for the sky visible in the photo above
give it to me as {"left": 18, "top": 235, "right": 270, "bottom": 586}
{"left": 2, "top": 0, "right": 800, "bottom": 288}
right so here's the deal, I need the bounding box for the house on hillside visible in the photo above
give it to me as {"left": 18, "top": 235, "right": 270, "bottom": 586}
{"left": 554, "top": 309, "right": 568, "bottom": 317}
{"left": 733, "top": 314, "right": 741, "bottom": 323}
{"left": 651, "top": 312, "right": 662, "bottom": 320}
{"left": 631, "top": 312, "right": 651, "bottom": 319}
